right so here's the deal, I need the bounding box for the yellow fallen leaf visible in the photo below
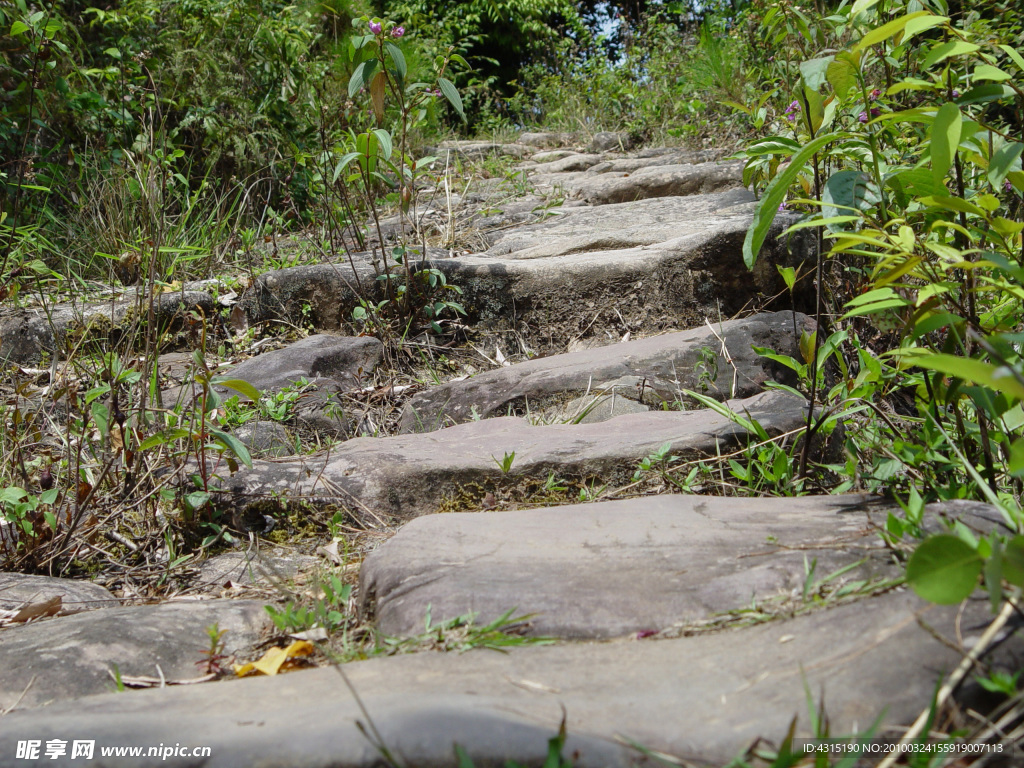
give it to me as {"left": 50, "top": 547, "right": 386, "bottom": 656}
{"left": 234, "top": 640, "right": 315, "bottom": 677}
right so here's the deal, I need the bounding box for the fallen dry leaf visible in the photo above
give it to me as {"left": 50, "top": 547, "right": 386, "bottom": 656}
{"left": 234, "top": 640, "right": 315, "bottom": 677}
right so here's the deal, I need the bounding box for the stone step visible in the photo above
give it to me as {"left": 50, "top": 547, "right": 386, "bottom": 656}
{"left": 213, "top": 390, "right": 811, "bottom": 525}
{"left": 1, "top": 590, "right": 1014, "bottom": 767}
{"left": 239, "top": 191, "right": 811, "bottom": 352}
{"left": 0, "top": 600, "right": 271, "bottom": 712}
{"left": 358, "top": 494, "right": 899, "bottom": 639}
{"left": 400, "top": 310, "right": 813, "bottom": 433}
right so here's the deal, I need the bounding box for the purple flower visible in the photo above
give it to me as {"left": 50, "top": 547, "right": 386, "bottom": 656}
{"left": 952, "top": 89, "right": 960, "bottom": 98}
{"left": 870, "top": 107, "right": 880, "bottom": 118}
{"left": 786, "top": 100, "right": 800, "bottom": 114}
{"left": 1006, "top": 180, "right": 1016, "bottom": 193}
{"left": 369, "top": 20, "right": 382, "bottom": 34}
{"left": 778, "top": 201, "right": 788, "bottom": 212}
{"left": 391, "top": 26, "right": 405, "bottom": 38}
{"left": 870, "top": 88, "right": 881, "bottom": 101}
{"left": 858, "top": 111, "right": 869, "bottom": 123}
{"left": 432, "top": 88, "right": 441, "bottom": 97}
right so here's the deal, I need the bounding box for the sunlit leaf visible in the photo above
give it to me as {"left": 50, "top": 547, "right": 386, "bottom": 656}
{"left": 906, "top": 535, "right": 983, "bottom": 604}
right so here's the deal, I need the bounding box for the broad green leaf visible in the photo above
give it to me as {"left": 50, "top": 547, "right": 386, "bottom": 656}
{"left": 906, "top": 535, "right": 983, "bottom": 604}
{"left": 138, "top": 428, "right": 192, "bottom": 451}
{"left": 743, "top": 132, "right": 841, "bottom": 269}
{"left": 902, "top": 14, "right": 948, "bottom": 40}
{"left": 384, "top": 41, "right": 406, "bottom": 81}
{"left": 1004, "top": 536, "right": 1024, "bottom": 586}
{"left": 921, "top": 40, "right": 979, "bottom": 70}
{"left": 930, "top": 102, "right": 962, "bottom": 185}
{"left": 800, "top": 56, "right": 833, "bottom": 92}
{"left": 913, "top": 354, "right": 1024, "bottom": 400}
{"left": 851, "top": 0, "right": 881, "bottom": 15}
{"left": 437, "top": 77, "right": 465, "bottom": 121}
{"left": 210, "top": 429, "right": 253, "bottom": 469}
{"left": 822, "top": 170, "right": 880, "bottom": 231}
{"left": 372, "top": 128, "right": 392, "bottom": 161}
{"left": 826, "top": 58, "right": 857, "bottom": 98}
{"left": 212, "top": 378, "right": 261, "bottom": 402}
{"left": 854, "top": 11, "right": 930, "bottom": 52}
{"left": 1009, "top": 437, "right": 1024, "bottom": 479}
{"left": 185, "top": 491, "right": 212, "bottom": 511}
{"left": 973, "top": 64, "right": 1012, "bottom": 82}
{"left": 10, "top": 20, "right": 29, "bottom": 35}
{"left": 999, "top": 45, "right": 1024, "bottom": 73}
{"left": 347, "top": 59, "right": 378, "bottom": 99}
{"left": 957, "top": 84, "right": 1016, "bottom": 105}
{"left": 0, "top": 487, "right": 28, "bottom": 505}
{"left": 332, "top": 151, "right": 362, "bottom": 183}
{"left": 988, "top": 142, "right": 1023, "bottom": 188}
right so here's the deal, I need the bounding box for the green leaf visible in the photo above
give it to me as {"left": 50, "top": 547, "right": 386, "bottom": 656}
{"left": 384, "top": 41, "right": 406, "bottom": 80}
{"left": 973, "top": 64, "right": 1012, "bottom": 82}
{"left": 372, "top": 128, "right": 392, "bottom": 161}
{"left": 10, "top": 20, "right": 29, "bottom": 36}
{"left": 185, "top": 491, "right": 212, "bottom": 511}
{"left": 799, "top": 56, "right": 833, "bottom": 92}
{"left": 437, "top": 77, "right": 465, "bottom": 122}
{"left": 921, "top": 40, "right": 979, "bottom": 70}
{"left": 332, "top": 151, "right": 362, "bottom": 184}
{"left": 930, "top": 102, "right": 962, "bottom": 186}
{"left": 999, "top": 45, "right": 1024, "bottom": 73}
{"left": 347, "top": 59, "right": 378, "bottom": 99}
{"left": 902, "top": 14, "right": 948, "bottom": 40}
{"left": 822, "top": 170, "right": 880, "bottom": 231}
{"left": 0, "top": 487, "right": 28, "bottom": 506}
{"left": 906, "top": 535, "right": 983, "bottom": 604}
{"left": 1004, "top": 536, "right": 1024, "bottom": 587}
{"left": 211, "top": 378, "right": 260, "bottom": 402}
{"left": 826, "top": 58, "right": 857, "bottom": 98}
{"left": 913, "top": 353, "right": 1024, "bottom": 400}
{"left": 854, "top": 10, "right": 930, "bottom": 52}
{"left": 988, "top": 142, "right": 1023, "bottom": 188}
{"left": 210, "top": 429, "right": 253, "bottom": 469}
{"left": 743, "top": 132, "right": 842, "bottom": 269}
{"left": 957, "top": 84, "right": 1016, "bottom": 105}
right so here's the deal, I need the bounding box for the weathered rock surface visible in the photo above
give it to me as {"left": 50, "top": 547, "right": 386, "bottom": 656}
{"left": 530, "top": 149, "right": 580, "bottom": 163}
{"left": 234, "top": 421, "right": 296, "bottom": 457}
{"left": 400, "top": 311, "right": 812, "bottom": 432}
{"left": 573, "top": 161, "right": 744, "bottom": 204}
{"left": 196, "top": 549, "right": 319, "bottom": 590}
{"left": 0, "top": 573, "right": 119, "bottom": 613}
{"left": 589, "top": 130, "right": 634, "bottom": 152}
{"left": 0, "top": 291, "right": 215, "bottom": 365}
{"left": 586, "top": 149, "right": 722, "bottom": 174}
{"left": 0, "top": 600, "right": 271, "bottom": 711}
{"left": 3, "top": 591, "right": 1015, "bottom": 767}
{"left": 536, "top": 153, "right": 604, "bottom": 173}
{"left": 518, "top": 131, "right": 576, "bottom": 148}
{"left": 239, "top": 191, "right": 812, "bottom": 351}
{"left": 429, "top": 141, "right": 532, "bottom": 161}
{"left": 360, "top": 494, "right": 897, "bottom": 639}
{"left": 218, "top": 334, "right": 383, "bottom": 398}
{"left": 214, "top": 390, "right": 810, "bottom": 523}
{"left": 539, "top": 391, "right": 650, "bottom": 424}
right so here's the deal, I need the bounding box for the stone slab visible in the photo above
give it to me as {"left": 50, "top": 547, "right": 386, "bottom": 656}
{"left": 213, "top": 390, "right": 810, "bottom": 523}
{"left": 0, "top": 600, "right": 271, "bottom": 711}
{"left": 399, "top": 311, "right": 812, "bottom": 432}
{"left": 0, "top": 291, "right": 215, "bottom": 366}
{"left": 1, "top": 591, "right": 1015, "bottom": 767}
{"left": 359, "top": 495, "right": 898, "bottom": 639}
{"left": 0, "top": 573, "right": 119, "bottom": 613}
{"left": 239, "top": 192, "right": 812, "bottom": 352}
{"left": 572, "top": 161, "right": 744, "bottom": 204}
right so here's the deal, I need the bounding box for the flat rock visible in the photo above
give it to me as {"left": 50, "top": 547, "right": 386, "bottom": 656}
{"left": 234, "top": 421, "right": 295, "bottom": 457}
{"left": 535, "top": 153, "right": 603, "bottom": 173}
{"left": 429, "top": 141, "right": 532, "bottom": 161}
{"left": 399, "top": 311, "right": 812, "bottom": 432}
{"left": 195, "top": 549, "right": 319, "bottom": 590}
{"left": 239, "top": 191, "right": 812, "bottom": 352}
{"left": 518, "top": 131, "right": 576, "bottom": 148}
{"left": 0, "top": 600, "right": 271, "bottom": 711}
{"left": 539, "top": 391, "right": 650, "bottom": 424}
{"left": 0, "top": 573, "right": 119, "bottom": 613}
{"left": 213, "top": 390, "right": 810, "bottom": 523}
{"left": 220, "top": 334, "right": 383, "bottom": 397}
{"left": 586, "top": 149, "right": 721, "bottom": 174}
{"left": 2, "top": 591, "right": 1016, "bottom": 767}
{"left": 360, "top": 494, "right": 898, "bottom": 639}
{"left": 573, "top": 161, "right": 744, "bottom": 204}
{"left": 0, "top": 291, "right": 215, "bottom": 366}
{"left": 589, "top": 130, "right": 634, "bottom": 152}
{"left": 530, "top": 149, "right": 580, "bottom": 163}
